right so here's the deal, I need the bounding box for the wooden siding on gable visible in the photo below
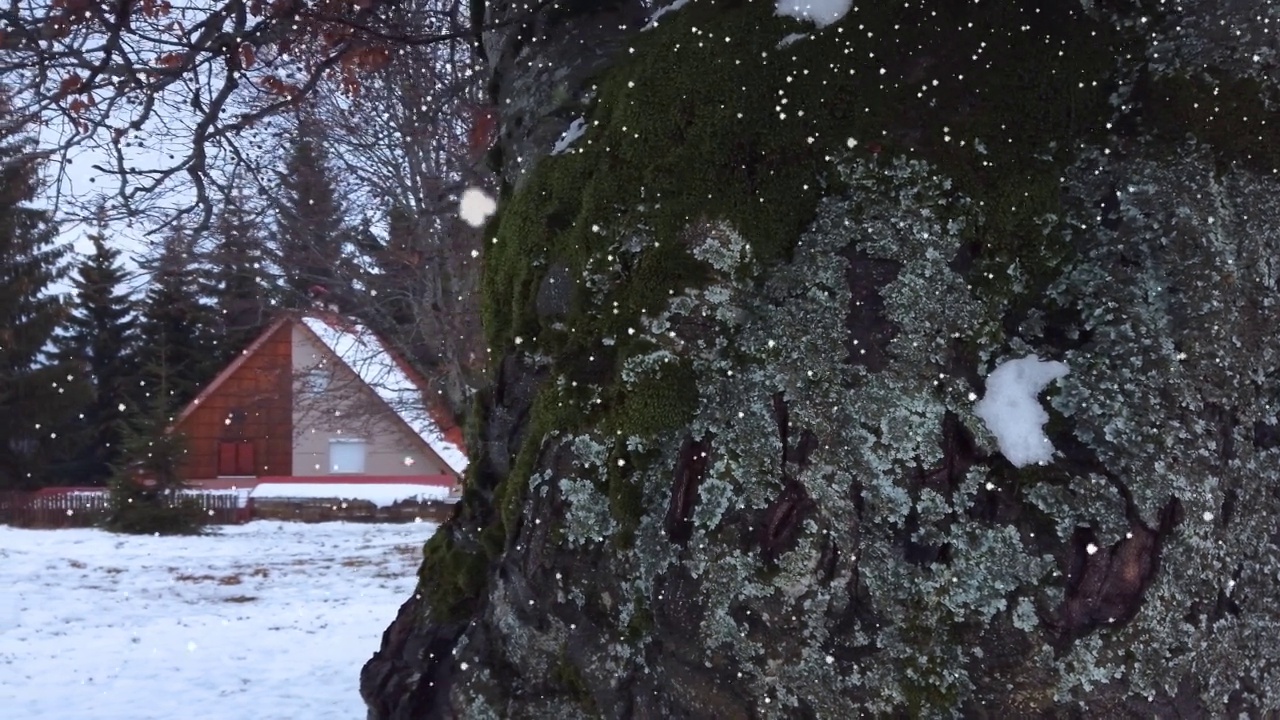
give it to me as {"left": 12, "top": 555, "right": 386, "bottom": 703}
{"left": 174, "top": 322, "right": 294, "bottom": 479}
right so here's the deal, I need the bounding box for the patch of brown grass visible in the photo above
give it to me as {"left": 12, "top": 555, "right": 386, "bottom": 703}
{"left": 391, "top": 545, "right": 420, "bottom": 560}
{"left": 223, "top": 595, "right": 257, "bottom": 603}
{"left": 173, "top": 573, "right": 219, "bottom": 583}
{"left": 173, "top": 572, "right": 244, "bottom": 585}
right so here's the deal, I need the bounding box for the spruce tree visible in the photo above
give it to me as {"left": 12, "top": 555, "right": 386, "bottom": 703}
{"left": 0, "top": 105, "right": 72, "bottom": 489}
{"left": 206, "top": 188, "right": 275, "bottom": 365}
{"left": 134, "top": 224, "right": 219, "bottom": 410}
{"left": 273, "top": 111, "right": 355, "bottom": 310}
{"left": 53, "top": 221, "right": 138, "bottom": 485}
{"left": 106, "top": 344, "right": 204, "bottom": 535}
{"left": 366, "top": 203, "right": 417, "bottom": 324}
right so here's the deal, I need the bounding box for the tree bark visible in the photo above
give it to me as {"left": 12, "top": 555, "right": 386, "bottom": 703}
{"left": 363, "top": 1, "right": 1280, "bottom": 717}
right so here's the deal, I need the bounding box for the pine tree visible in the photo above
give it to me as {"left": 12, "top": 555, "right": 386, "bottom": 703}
{"left": 105, "top": 344, "right": 205, "bottom": 535}
{"left": 273, "top": 111, "right": 354, "bottom": 310}
{"left": 53, "top": 220, "right": 139, "bottom": 485}
{"left": 206, "top": 188, "right": 275, "bottom": 365}
{"left": 134, "top": 224, "right": 219, "bottom": 411}
{"left": 0, "top": 104, "right": 72, "bottom": 489}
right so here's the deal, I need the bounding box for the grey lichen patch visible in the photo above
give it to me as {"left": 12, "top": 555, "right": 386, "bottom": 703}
{"left": 1138, "top": 0, "right": 1280, "bottom": 86}
{"left": 1025, "top": 475, "right": 1130, "bottom": 546}
{"left": 455, "top": 139, "right": 1280, "bottom": 716}
{"left": 838, "top": 163, "right": 983, "bottom": 345}
{"left": 1048, "top": 146, "right": 1279, "bottom": 522}
{"left": 688, "top": 220, "right": 756, "bottom": 279}
{"left": 1035, "top": 144, "right": 1280, "bottom": 709}
{"left": 937, "top": 524, "right": 1054, "bottom": 623}
{"left": 560, "top": 475, "right": 617, "bottom": 548}
{"left": 446, "top": 661, "right": 505, "bottom": 720}
{"left": 652, "top": 159, "right": 1050, "bottom": 713}
{"left": 486, "top": 574, "right": 570, "bottom": 684}
{"left": 691, "top": 477, "right": 738, "bottom": 534}
{"left": 1052, "top": 635, "right": 1125, "bottom": 703}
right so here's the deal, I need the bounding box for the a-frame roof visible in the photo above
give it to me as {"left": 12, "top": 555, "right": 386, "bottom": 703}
{"left": 295, "top": 316, "right": 468, "bottom": 475}
{"left": 173, "top": 312, "right": 468, "bottom": 476}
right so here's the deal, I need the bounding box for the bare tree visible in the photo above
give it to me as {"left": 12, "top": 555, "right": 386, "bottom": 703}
{"left": 0, "top": 0, "right": 503, "bottom": 225}
{"left": 305, "top": 20, "right": 489, "bottom": 419}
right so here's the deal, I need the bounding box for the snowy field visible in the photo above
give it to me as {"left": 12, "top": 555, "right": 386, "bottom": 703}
{"left": 0, "top": 521, "right": 437, "bottom": 719}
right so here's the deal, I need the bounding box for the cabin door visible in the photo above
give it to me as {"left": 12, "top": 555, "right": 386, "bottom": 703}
{"left": 217, "top": 441, "right": 256, "bottom": 477}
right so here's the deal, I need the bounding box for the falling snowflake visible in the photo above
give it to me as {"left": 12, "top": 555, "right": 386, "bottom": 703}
{"left": 458, "top": 187, "right": 497, "bottom": 228}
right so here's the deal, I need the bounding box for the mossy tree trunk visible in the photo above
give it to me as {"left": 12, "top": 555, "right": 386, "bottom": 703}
{"left": 362, "top": 1, "right": 1280, "bottom": 717}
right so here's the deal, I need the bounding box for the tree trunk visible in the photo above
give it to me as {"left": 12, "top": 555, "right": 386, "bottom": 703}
{"left": 362, "top": 1, "right": 1280, "bottom": 717}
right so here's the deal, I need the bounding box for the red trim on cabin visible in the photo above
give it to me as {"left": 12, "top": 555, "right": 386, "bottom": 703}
{"left": 183, "top": 479, "right": 257, "bottom": 490}
{"left": 392, "top": 361, "right": 467, "bottom": 455}
{"left": 257, "top": 475, "right": 459, "bottom": 487}
{"left": 186, "top": 475, "right": 459, "bottom": 490}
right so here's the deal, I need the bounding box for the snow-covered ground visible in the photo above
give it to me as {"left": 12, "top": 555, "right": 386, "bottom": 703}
{"left": 0, "top": 521, "right": 437, "bottom": 719}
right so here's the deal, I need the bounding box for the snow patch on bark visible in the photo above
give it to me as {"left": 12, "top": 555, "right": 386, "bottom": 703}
{"left": 974, "top": 355, "right": 1070, "bottom": 467}
{"left": 775, "top": 0, "right": 852, "bottom": 28}
{"left": 551, "top": 118, "right": 588, "bottom": 155}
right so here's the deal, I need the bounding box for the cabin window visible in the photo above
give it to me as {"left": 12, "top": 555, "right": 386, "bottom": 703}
{"left": 328, "top": 439, "right": 367, "bottom": 474}
{"left": 303, "top": 367, "right": 331, "bottom": 395}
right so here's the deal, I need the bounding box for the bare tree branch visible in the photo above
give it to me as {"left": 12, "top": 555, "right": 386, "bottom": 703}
{"left": 0, "top": 0, "right": 533, "bottom": 225}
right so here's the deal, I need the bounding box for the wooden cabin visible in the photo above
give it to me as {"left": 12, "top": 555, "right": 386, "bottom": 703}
{"left": 171, "top": 313, "right": 467, "bottom": 493}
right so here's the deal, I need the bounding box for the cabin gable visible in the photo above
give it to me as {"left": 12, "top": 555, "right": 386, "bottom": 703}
{"left": 173, "top": 320, "right": 294, "bottom": 479}
{"left": 290, "top": 322, "right": 452, "bottom": 477}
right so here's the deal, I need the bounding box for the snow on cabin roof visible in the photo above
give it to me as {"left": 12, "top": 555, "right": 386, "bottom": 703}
{"left": 250, "top": 482, "right": 456, "bottom": 507}
{"left": 300, "top": 317, "right": 469, "bottom": 476}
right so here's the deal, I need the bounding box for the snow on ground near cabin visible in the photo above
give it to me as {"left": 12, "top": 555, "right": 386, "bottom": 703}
{"left": 251, "top": 482, "right": 456, "bottom": 506}
{"left": 0, "top": 521, "right": 437, "bottom": 720}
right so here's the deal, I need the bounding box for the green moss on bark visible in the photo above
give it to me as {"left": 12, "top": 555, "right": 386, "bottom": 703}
{"left": 1142, "top": 71, "right": 1280, "bottom": 176}
{"left": 606, "top": 357, "right": 697, "bottom": 438}
{"left": 550, "top": 648, "right": 598, "bottom": 714}
{"left": 420, "top": 531, "right": 489, "bottom": 622}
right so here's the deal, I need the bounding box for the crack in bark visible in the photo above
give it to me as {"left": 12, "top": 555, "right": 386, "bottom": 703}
{"left": 840, "top": 245, "right": 901, "bottom": 372}
{"left": 759, "top": 393, "right": 817, "bottom": 562}
{"left": 759, "top": 482, "right": 816, "bottom": 564}
{"left": 665, "top": 433, "right": 713, "bottom": 544}
{"left": 919, "top": 411, "right": 984, "bottom": 495}
{"left": 1253, "top": 417, "right": 1280, "bottom": 450}
{"left": 905, "top": 413, "right": 984, "bottom": 567}
{"left": 1050, "top": 493, "right": 1182, "bottom": 653}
